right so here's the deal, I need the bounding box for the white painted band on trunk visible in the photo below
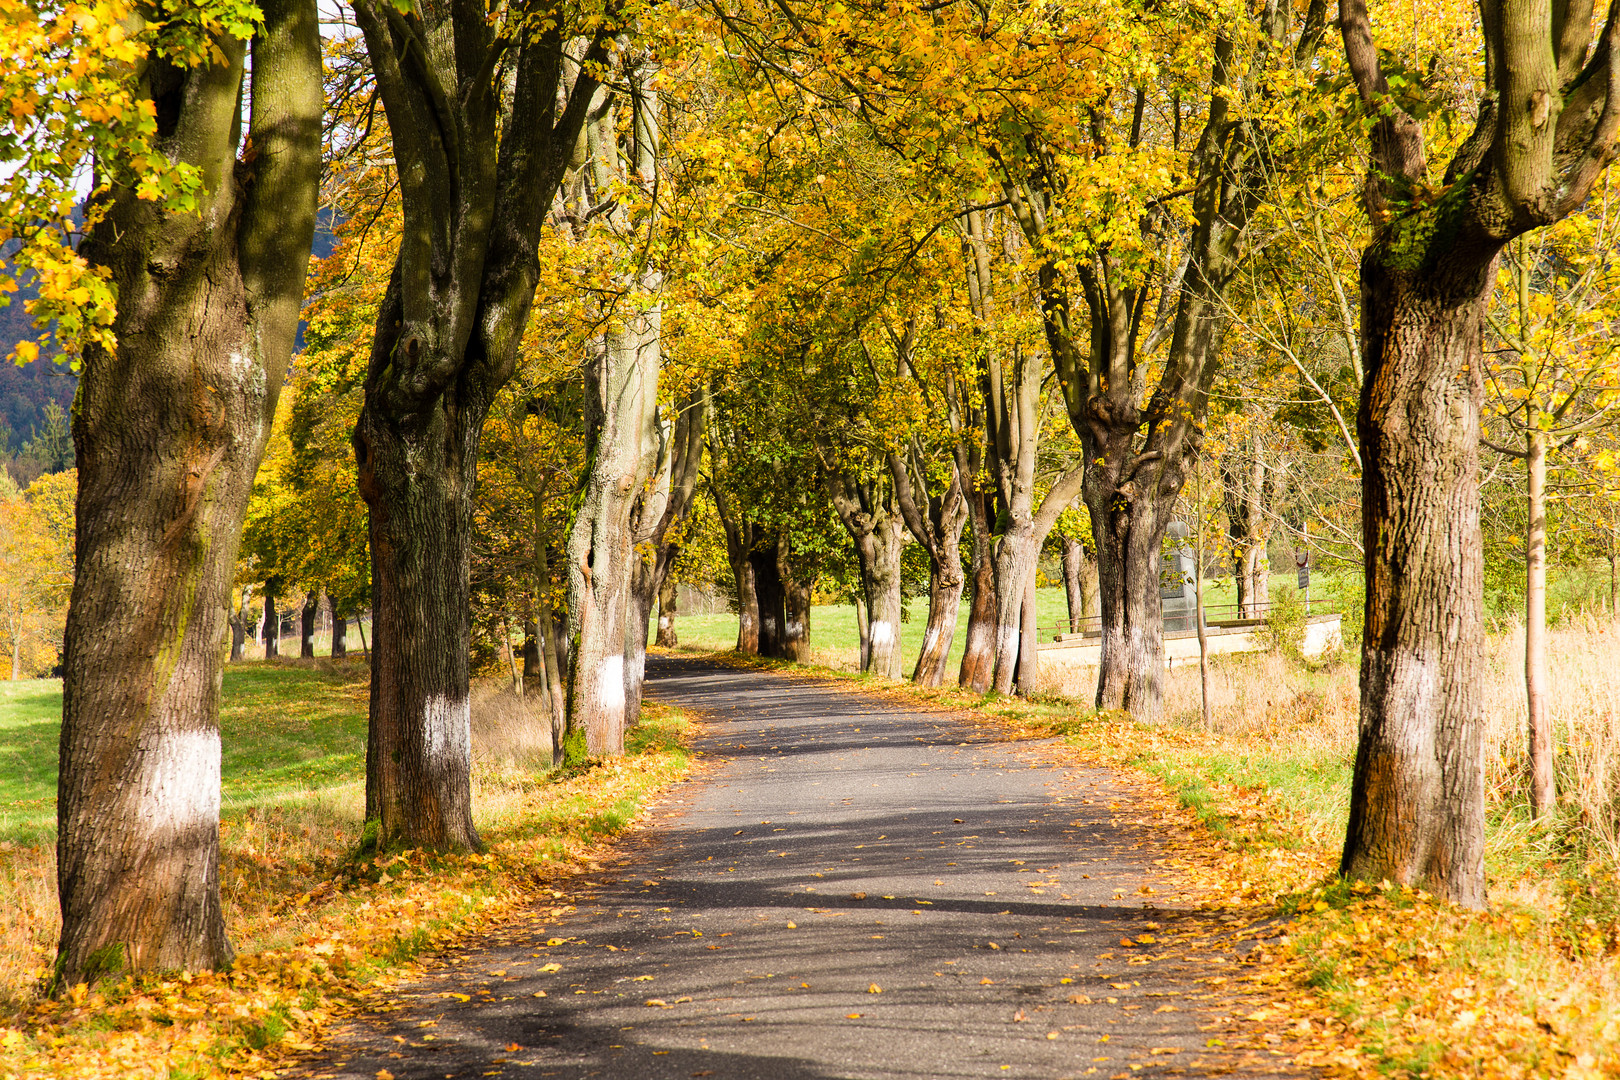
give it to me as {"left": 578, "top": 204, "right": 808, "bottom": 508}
{"left": 870, "top": 620, "right": 894, "bottom": 647}
{"left": 996, "top": 624, "right": 1020, "bottom": 654}
{"left": 598, "top": 653, "right": 626, "bottom": 711}
{"left": 141, "top": 729, "right": 221, "bottom": 832}
{"left": 785, "top": 620, "right": 803, "bottom": 638}
{"left": 423, "top": 694, "right": 472, "bottom": 766}
{"left": 919, "top": 627, "right": 939, "bottom": 657}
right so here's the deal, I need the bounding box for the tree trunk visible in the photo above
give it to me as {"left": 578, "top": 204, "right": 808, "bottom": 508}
{"left": 656, "top": 574, "right": 679, "bottom": 647}
{"left": 332, "top": 615, "right": 348, "bottom": 659}
{"left": 853, "top": 592, "right": 871, "bottom": 672}
{"left": 262, "top": 583, "right": 279, "bottom": 658}
{"left": 1526, "top": 426, "right": 1553, "bottom": 818}
{"left": 887, "top": 446, "right": 968, "bottom": 688}
{"left": 54, "top": 0, "right": 320, "bottom": 986}
{"left": 1061, "top": 537, "right": 1086, "bottom": 632}
{"left": 728, "top": 536, "right": 760, "bottom": 655}
{"left": 958, "top": 496, "right": 998, "bottom": 692}
{"left": 8, "top": 608, "right": 20, "bottom": 681}
{"left": 1223, "top": 437, "right": 1272, "bottom": 618}
{"left": 1088, "top": 488, "right": 1177, "bottom": 718}
{"left": 300, "top": 594, "right": 318, "bottom": 659}
{"left": 829, "top": 475, "right": 906, "bottom": 680}
{"left": 750, "top": 535, "right": 787, "bottom": 658}
{"left": 913, "top": 561, "right": 963, "bottom": 687}
{"left": 534, "top": 546, "right": 566, "bottom": 757}
{"left": 624, "top": 556, "right": 657, "bottom": 727}
{"left": 566, "top": 284, "right": 661, "bottom": 757}
{"left": 229, "top": 609, "right": 246, "bottom": 663}
{"left": 1015, "top": 563, "right": 1040, "bottom": 694}
{"left": 1339, "top": 262, "right": 1491, "bottom": 909}
{"left": 991, "top": 524, "right": 1041, "bottom": 695}
{"left": 779, "top": 536, "right": 814, "bottom": 663}
{"left": 357, "top": 394, "right": 482, "bottom": 848}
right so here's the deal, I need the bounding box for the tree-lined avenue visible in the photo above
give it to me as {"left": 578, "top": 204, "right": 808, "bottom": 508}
{"left": 305, "top": 658, "right": 1295, "bottom": 1080}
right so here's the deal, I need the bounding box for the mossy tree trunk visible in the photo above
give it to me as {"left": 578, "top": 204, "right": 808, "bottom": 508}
{"left": 1337, "top": 0, "right": 1620, "bottom": 906}
{"left": 55, "top": 0, "right": 320, "bottom": 987}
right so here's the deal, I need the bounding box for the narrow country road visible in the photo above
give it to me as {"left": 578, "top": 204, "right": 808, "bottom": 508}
{"left": 306, "top": 657, "right": 1298, "bottom": 1080}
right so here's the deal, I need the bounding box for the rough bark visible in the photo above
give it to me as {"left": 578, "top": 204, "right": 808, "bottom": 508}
{"left": 54, "top": 0, "right": 320, "bottom": 986}
{"left": 351, "top": 0, "right": 609, "bottom": 828}
{"left": 829, "top": 473, "right": 907, "bottom": 680}
{"left": 569, "top": 65, "right": 665, "bottom": 750}
{"left": 1337, "top": 0, "right": 1620, "bottom": 907}
{"left": 332, "top": 615, "right": 348, "bottom": 659}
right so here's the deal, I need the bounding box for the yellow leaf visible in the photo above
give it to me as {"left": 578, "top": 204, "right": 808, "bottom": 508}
{"left": 868, "top": 983, "right": 882, "bottom": 993}
{"left": 539, "top": 963, "right": 561, "bottom": 973}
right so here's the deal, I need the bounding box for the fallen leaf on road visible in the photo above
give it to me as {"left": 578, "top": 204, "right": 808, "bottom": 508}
{"left": 645, "top": 999, "right": 670, "bottom": 1008}
{"left": 1046, "top": 1031, "right": 1060, "bottom": 1040}
{"left": 539, "top": 963, "right": 561, "bottom": 973}
{"left": 1149, "top": 1047, "right": 1179, "bottom": 1055}
{"left": 1067, "top": 994, "right": 1092, "bottom": 1004}
{"left": 846, "top": 1013, "right": 862, "bottom": 1019}
{"left": 851, "top": 892, "right": 866, "bottom": 900}
{"left": 1012, "top": 1009, "right": 1026, "bottom": 1022}
{"left": 868, "top": 984, "right": 882, "bottom": 993}
{"left": 505, "top": 1043, "right": 523, "bottom": 1052}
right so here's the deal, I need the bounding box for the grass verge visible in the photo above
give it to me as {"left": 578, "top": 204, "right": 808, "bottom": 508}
{"left": 0, "top": 662, "right": 694, "bottom": 1079}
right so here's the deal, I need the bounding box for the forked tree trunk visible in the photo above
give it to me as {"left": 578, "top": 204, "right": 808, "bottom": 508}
{"left": 1340, "top": 263, "right": 1491, "bottom": 909}
{"left": 55, "top": 0, "right": 319, "bottom": 986}
{"left": 888, "top": 447, "right": 967, "bottom": 688}
{"left": 656, "top": 575, "right": 679, "bottom": 647}
{"left": 300, "top": 595, "right": 318, "bottom": 658}
{"left": 830, "top": 475, "right": 906, "bottom": 680}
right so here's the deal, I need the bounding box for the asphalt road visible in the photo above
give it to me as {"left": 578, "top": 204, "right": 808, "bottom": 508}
{"left": 304, "top": 656, "right": 1296, "bottom": 1080}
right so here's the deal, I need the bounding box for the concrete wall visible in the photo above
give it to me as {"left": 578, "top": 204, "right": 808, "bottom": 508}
{"left": 1036, "top": 613, "right": 1343, "bottom": 681}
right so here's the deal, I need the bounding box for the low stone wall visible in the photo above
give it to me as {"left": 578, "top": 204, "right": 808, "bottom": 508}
{"left": 1037, "top": 613, "right": 1343, "bottom": 679}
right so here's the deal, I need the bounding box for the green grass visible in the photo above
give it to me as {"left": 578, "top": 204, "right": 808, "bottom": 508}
{"left": 0, "top": 660, "right": 370, "bottom": 846}
{"left": 664, "top": 572, "right": 1357, "bottom": 675}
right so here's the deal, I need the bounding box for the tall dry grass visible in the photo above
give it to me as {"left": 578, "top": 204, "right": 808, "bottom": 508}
{"left": 1130, "top": 614, "right": 1620, "bottom": 860}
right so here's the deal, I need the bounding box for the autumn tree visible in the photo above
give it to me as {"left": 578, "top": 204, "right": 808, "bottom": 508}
{"left": 1481, "top": 185, "right": 1620, "bottom": 818}
{"left": 1338, "top": 0, "right": 1620, "bottom": 906}
{"left": 348, "top": 0, "right": 614, "bottom": 845}
{"left": 54, "top": 0, "right": 321, "bottom": 984}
